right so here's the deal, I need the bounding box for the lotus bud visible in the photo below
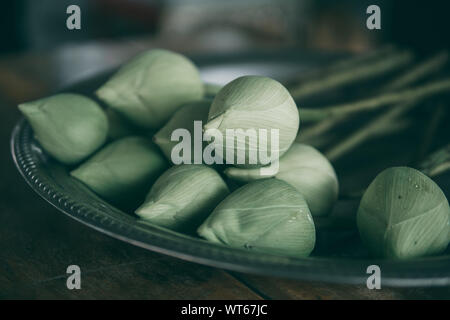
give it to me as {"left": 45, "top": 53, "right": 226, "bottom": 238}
{"left": 96, "top": 49, "right": 204, "bottom": 130}
{"left": 357, "top": 167, "right": 450, "bottom": 259}
{"left": 135, "top": 165, "right": 229, "bottom": 233}
{"left": 153, "top": 99, "right": 211, "bottom": 162}
{"left": 18, "top": 93, "right": 108, "bottom": 165}
{"left": 198, "top": 179, "right": 316, "bottom": 258}
{"left": 71, "top": 136, "right": 168, "bottom": 206}
{"left": 203, "top": 76, "right": 299, "bottom": 167}
{"left": 224, "top": 143, "right": 338, "bottom": 216}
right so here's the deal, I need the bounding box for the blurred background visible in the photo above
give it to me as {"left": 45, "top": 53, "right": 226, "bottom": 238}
{"left": 1, "top": 0, "right": 450, "bottom": 104}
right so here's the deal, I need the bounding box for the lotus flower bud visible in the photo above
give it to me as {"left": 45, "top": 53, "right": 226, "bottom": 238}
{"left": 71, "top": 136, "right": 168, "bottom": 206}
{"left": 357, "top": 167, "right": 450, "bottom": 259}
{"left": 203, "top": 76, "right": 299, "bottom": 167}
{"left": 198, "top": 179, "right": 316, "bottom": 258}
{"left": 224, "top": 143, "right": 338, "bottom": 216}
{"left": 96, "top": 49, "right": 204, "bottom": 130}
{"left": 153, "top": 99, "right": 211, "bottom": 162}
{"left": 18, "top": 93, "right": 108, "bottom": 165}
{"left": 135, "top": 165, "right": 229, "bottom": 233}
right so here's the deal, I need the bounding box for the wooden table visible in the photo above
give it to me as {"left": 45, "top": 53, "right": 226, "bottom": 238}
{"left": 1, "top": 43, "right": 449, "bottom": 299}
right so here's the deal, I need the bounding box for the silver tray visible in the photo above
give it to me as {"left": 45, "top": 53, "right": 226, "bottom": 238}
{"left": 11, "top": 50, "right": 450, "bottom": 287}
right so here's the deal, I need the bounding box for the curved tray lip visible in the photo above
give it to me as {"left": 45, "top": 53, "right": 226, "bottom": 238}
{"left": 10, "top": 53, "right": 450, "bottom": 288}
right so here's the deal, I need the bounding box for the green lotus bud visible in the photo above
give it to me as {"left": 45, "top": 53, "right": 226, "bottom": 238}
{"left": 135, "top": 165, "right": 229, "bottom": 233}
{"left": 198, "top": 179, "right": 316, "bottom": 257}
{"left": 153, "top": 99, "right": 211, "bottom": 162}
{"left": 357, "top": 167, "right": 450, "bottom": 259}
{"left": 224, "top": 143, "right": 338, "bottom": 216}
{"left": 203, "top": 76, "right": 299, "bottom": 167}
{"left": 18, "top": 93, "right": 108, "bottom": 165}
{"left": 71, "top": 136, "right": 168, "bottom": 206}
{"left": 96, "top": 49, "right": 204, "bottom": 130}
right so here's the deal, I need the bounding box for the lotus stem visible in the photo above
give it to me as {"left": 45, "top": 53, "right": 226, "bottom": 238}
{"left": 381, "top": 51, "right": 448, "bottom": 91}
{"left": 412, "top": 104, "right": 446, "bottom": 165}
{"left": 318, "top": 53, "right": 450, "bottom": 159}
{"left": 297, "top": 115, "right": 344, "bottom": 142}
{"left": 291, "top": 45, "right": 397, "bottom": 84}
{"left": 325, "top": 101, "right": 417, "bottom": 161}
{"left": 301, "top": 78, "right": 450, "bottom": 122}
{"left": 419, "top": 143, "right": 450, "bottom": 177}
{"left": 290, "top": 50, "right": 413, "bottom": 100}
{"left": 298, "top": 52, "right": 449, "bottom": 139}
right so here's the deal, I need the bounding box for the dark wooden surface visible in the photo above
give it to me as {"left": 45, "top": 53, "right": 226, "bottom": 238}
{"left": 1, "top": 45, "right": 449, "bottom": 300}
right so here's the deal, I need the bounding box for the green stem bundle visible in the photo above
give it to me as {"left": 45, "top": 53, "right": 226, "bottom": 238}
{"left": 290, "top": 49, "right": 413, "bottom": 100}
{"left": 325, "top": 101, "right": 417, "bottom": 161}
{"left": 290, "top": 45, "right": 396, "bottom": 86}
{"left": 301, "top": 78, "right": 450, "bottom": 122}
{"left": 320, "top": 53, "right": 449, "bottom": 161}
{"left": 299, "top": 52, "right": 449, "bottom": 140}
{"left": 381, "top": 51, "right": 448, "bottom": 91}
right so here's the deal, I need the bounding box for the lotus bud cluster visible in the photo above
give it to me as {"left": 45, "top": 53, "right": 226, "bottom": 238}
{"left": 20, "top": 48, "right": 450, "bottom": 263}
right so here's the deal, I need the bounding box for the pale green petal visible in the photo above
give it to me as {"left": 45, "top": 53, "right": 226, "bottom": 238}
{"left": 71, "top": 136, "right": 168, "bottom": 206}
{"left": 136, "top": 164, "right": 229, "bottom": 233}
{"left": 203, "top": 76, "right": 299, "bottom": 166}
{"left": 153, "top": 100, "right": 211, "bottom": 161}
{"left": 18, "top": 93, "right": 108, "bottom": 165}
{"left": 357, "top": 166, "right": 450, "bottom": 259}
{"left": 225, "top": 143, "right": 339, "bottom": 216}
{"left": 96, "top": 49, "right": 204, "bottom": 130}
{"left": 198, "top": 179, "right": 316, "bottom": 258}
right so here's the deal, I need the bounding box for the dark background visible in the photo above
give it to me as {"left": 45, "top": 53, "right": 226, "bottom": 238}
{"left": 1, "top": 0, "right": 450, "bottom": 55}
